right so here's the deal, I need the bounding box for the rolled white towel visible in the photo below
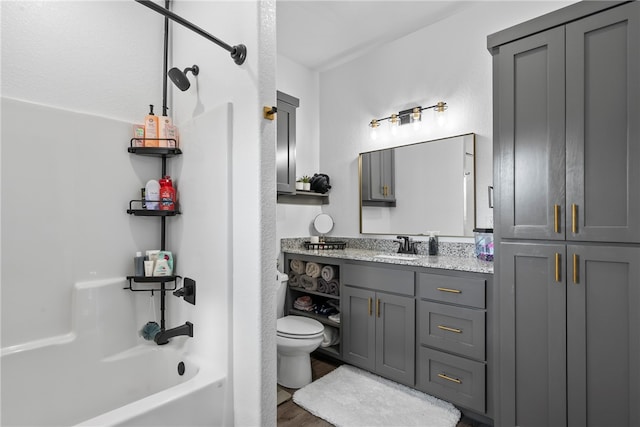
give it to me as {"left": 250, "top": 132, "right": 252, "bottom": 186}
{"left": 299, "top": 274, "right": 318, "bottom": 291}
{"left": 305, "top": 262, "right": 322, "bottom": 278}
{"left": 321, "top": 265, "right": 337, "bottom": 281}
{"left": 290, "top": 259, "right": 306, "bottom": 275}
{"left": 320, "top": 326, "right": 338, "bottom": 348}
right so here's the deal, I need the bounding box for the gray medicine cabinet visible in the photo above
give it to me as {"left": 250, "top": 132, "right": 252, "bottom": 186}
{"left": 276, "top": 90, "right": 329, "bottom": 205}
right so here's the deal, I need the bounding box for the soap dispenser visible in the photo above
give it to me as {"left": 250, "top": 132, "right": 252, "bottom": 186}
{"left": 428, "top": 232, "right": 439, "bottom": 256}
{"left": 144, "top": 104, "right": 159, "bottom": 147}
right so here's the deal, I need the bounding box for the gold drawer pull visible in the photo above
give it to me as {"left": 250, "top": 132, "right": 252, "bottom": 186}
{"left": 368, "top": 298, "right": 372, "bottom": 316}
{"left": 438, "top": 325, "right": 462, "bottom": 334}
{"left": 376, "top": 298, "right": 380, "bottom": 318}
{"left": 572, "top": 203, "right": 578, "bottom": 234}
{"left": 436, "top": 287, "right": 461, "bottom": 294}
{"left": 438, "top": 373, "right": 462, "bottom": 384}
{"left": 554, "top": 204, "right": 560, "bottom": 233}
{"left": 555, "top": 253, "right": 561, "bottom": 282}
{"left": 573, "top": 253, "right": 579, "bottom": 284}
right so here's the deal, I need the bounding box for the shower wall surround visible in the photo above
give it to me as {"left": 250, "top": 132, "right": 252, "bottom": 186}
{"left": 3, "top": 0, "right": 275, "bottom": 426}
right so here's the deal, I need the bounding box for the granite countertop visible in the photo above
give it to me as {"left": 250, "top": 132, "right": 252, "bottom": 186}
{"left": 283, "top": 247, "right": 493, "bottom": 274}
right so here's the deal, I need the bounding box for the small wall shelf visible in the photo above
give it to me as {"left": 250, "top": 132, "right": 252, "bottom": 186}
{"left": 277, "top": 190, "right": 330, "bottom": 205}
{"left": 124, "top": 275, "right": 179, "bottom": 293}
{"left": 127, "top": 199, "right": 181, "bottom": 216}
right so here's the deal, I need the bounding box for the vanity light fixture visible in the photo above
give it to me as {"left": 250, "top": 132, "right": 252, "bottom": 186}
{"left": 369, "top": 101, "right": 448, "bottom": 133}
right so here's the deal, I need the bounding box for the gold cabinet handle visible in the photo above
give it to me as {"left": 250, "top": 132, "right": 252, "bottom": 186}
{"left": 368, "top": 298, "right": 372, "bottom": 316}
{"left": 438, "top": 373, "right": 462, "bottom": 384}
{"left": 376, "top": 298, "right": 380, "bottom": 318}
{"left": 438, "top": 325, "right": 462, "bottom": 334}
{"left": 572, "top": 203, "right": 578, "bottom": 234}
{"left": 436, "top": 287, "right": 461, "bottom": 294}
{"left": 554, "top": 204, "right": 560, "bottom": 233}
{"left": 555, "top": 253, "right": 561, "bottom": 282}
{"left": 573, "top": 253, "right": 579, "bottom": 284}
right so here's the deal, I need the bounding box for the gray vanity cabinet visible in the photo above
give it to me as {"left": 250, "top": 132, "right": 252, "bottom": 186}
{"left": 276, "top": 91, "right": 299, "bottom": 194}
{"left": 342, "top": 263, "right": 415, "bottom": 386}
{"left": 500, "top": 242, "right": 640, "bottom": 427}
{"left": 361, "top": 149, "right": 396, "bottom": 206}
{"left": 495, "top": 2, "right": 640, "bottom": 243}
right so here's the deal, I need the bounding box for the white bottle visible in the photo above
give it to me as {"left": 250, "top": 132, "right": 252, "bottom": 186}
{"left": 145, "top": 179, "right": 160, "bottom": 210}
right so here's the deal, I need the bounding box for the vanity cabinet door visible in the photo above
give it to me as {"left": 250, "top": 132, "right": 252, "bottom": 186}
{"left": 276, "top": 91, "right": 299, "bottom": 194}
{"left": 375, "top": 292, "right": 415, "bottom": 386}
{"left": 565, "top": 2, "right": 640, "bottom": 243}
{"left": 566, "top": 245, "right": 640, "bottom": 427}
{"left": 342, "top": 286, "right": 376, "bottom": 372}
{"left": 496, "top": 26, "right": 566, "bottom": 240}
{"left": 499, "top": 242, "right": 567, "bottom": 427}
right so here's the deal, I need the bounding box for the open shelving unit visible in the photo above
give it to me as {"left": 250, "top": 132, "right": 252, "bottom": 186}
{"left": 125, "top": 141, "right": 183, "bottom": 330}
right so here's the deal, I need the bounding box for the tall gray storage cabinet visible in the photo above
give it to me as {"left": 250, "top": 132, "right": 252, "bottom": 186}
{"left": 489, "top": 2, "right": 640, "bottom": 426}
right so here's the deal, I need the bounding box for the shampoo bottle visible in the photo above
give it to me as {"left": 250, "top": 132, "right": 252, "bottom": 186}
{"left": 134, "top": 251, "right": 145, "bottom": 276}
{"left": 144, "top": 105, "right": 159, "bottom": 147}
{"left": 158, "top": 115, "right": 172, "bottom": 147}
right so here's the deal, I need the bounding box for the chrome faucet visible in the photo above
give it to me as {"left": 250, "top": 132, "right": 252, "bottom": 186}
{"left": 154, "top": 321, "right": 194, "bottom": 345}
{"left": 396, "top": 235, "right": 418, "bottom": 254}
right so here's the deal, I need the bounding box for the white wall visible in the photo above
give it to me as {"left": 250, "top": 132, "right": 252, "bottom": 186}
{"left": 315, "top": 1, "right": 575, "bottom": 240}
{"left": 276, "top": 54, "right": 322, "bottom": 252}
{"left": 2, "top": 1, "right": 276, "bottom": 426}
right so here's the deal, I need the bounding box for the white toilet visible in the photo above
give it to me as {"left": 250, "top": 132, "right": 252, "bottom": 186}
{"left": 276, "top": 271, "right": 325, "bottom": 389}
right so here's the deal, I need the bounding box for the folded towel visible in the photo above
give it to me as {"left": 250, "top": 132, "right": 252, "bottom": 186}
{"left": 328, "top": 312, "right": 341, "bottom": 324}
{"left": 290, "top": 259, "right": 306, "bottom": 275}
{"left": 317, "top": 278, "right": 329, "bottom": 294}
{"left": 321, "top": 326, "right": 340, "bottom": 348}
{"left": 305, "top": 262, "right": 322, "bottom": 278}
{"left": 299, "top": 274, "right": 318, "bottom": 291}
{"left": 288, "top": 273, "right": 300, "bottom": 287}
{"left": 321, "top": 265, "right": 338, "bottom": 281}
{"left": 327, "top": 279, "right": 340, "bottom": 296}
{"left": 294, "top": 295, "right": 313, "bottom": 306}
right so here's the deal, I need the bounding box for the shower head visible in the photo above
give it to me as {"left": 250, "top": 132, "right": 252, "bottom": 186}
{"left": 168, "top": 65, "right": 199, "bottom": 91}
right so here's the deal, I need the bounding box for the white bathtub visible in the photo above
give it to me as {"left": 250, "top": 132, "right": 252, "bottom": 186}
{"left": 1, "top": 278, "right": 227, "bottom": 427}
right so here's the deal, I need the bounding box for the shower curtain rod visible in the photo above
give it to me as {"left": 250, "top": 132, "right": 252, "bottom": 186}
{"left": 135, "top": 0, "right": 247, "bottom": 66}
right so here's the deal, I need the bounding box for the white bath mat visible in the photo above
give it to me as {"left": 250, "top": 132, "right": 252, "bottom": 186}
{"left": 293, "top": 365, "right": 460, "bottom": 427}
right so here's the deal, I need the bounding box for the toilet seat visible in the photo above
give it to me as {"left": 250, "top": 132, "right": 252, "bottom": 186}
{"left": 277, "top": 316, "right": 324, "bottom": 339}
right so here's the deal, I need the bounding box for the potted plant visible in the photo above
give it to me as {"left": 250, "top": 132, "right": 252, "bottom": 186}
{"left": 301, "top": 175, "right": 311, "bottom": 191}
{"left": 295, "top": 177, "right": 304, "bottom": 190}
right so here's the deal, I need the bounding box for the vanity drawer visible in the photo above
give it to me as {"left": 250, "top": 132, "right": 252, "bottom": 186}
{"left": 417, "top": 273, "right": 485, "bottom": 308}
{"left": 343, "top": 263, "right": 414, "bottom": 296}
{"left": 417, "top": 347, "right": 486, "bottom": 414}
{"left": 419, "top": 301, "right": 485, "bottom": 360}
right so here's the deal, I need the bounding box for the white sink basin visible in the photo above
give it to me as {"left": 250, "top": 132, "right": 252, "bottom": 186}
{"left": 374, "top": 254, "right": 420, "bottom": 261}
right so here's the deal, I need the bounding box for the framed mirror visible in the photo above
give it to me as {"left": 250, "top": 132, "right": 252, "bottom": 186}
{"left": 359, "top": 133, "right": 476, "bottom": 237}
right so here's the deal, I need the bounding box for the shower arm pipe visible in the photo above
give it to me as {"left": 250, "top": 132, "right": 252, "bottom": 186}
{"left": 162, "top": 0, "right": 170, "bottom": 116}
{"left": 135, "top": 0, "right": 247, "bottom": 66}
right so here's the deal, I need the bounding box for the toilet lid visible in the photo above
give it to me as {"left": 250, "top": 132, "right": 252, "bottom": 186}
{"left": 277, "top": 316, "right": 324, "bottom": 337}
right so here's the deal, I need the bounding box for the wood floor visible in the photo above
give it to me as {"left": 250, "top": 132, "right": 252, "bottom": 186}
{"left": 276, "top": 354, "right": 479, "bottom": 427}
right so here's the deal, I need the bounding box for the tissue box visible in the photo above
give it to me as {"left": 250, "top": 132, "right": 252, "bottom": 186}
{"left": 474, "top": 228, "right": 494, "bottom": 261}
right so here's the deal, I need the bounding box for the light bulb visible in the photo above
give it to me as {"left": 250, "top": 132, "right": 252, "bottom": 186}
{"left": 389, "top": 114, "right": 400, "bottom": 135}
{"left": 369, "top": 119, "right": 379, "bottom": 140}
{"left": 411, "top": 107, "right": 421, "bottom": 130}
